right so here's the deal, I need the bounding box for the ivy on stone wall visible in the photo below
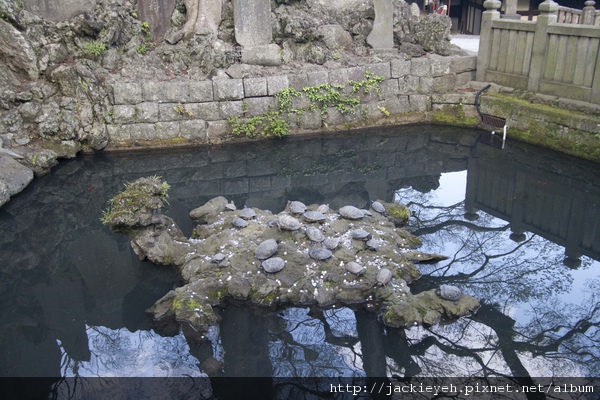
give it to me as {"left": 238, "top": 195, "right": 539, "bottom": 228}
{"left": 228, "top": 71, "right": 384, "bottom": 139}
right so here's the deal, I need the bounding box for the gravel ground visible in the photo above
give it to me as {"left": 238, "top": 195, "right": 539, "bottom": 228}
{"left": 451, "top": 34, "right": 480, "bottom": 54}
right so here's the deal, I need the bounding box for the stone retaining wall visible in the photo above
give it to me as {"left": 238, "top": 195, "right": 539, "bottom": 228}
{"left": 106, "top": 55, "right": 477, "bottom": 147}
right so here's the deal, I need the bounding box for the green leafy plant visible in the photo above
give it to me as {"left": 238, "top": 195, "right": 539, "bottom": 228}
{"left": 350, "top": 71, "right": 385, "bottom": 95}
{"left": 303, "top": 83, "right": 359, "bottom": 115}
{"left": 228, "top": 72, "right": 385, "bottom": 139}
{"left": 141, "top": 21, "right": 150, "bottom": 35}
{"left": 228, "top": 110, "right": 289, "bottom": 139}
{"left": 378, "top": 106, "right": 390, "bottom": 117}
{"left": 135, "top": 21, "right": 155, "bottom": 54}
{"left": 84, "top": 41, "right": 106, "bottom": 58}
{"left": 275, "top": 88, "right": 302, "bottom": 114}
{"left": 101, "top": 176, "right": 170, "bottom": 226}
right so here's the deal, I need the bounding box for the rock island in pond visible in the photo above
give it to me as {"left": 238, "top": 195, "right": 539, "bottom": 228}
{"left": 103, "top": 177, "right": 479, "bottom": 339}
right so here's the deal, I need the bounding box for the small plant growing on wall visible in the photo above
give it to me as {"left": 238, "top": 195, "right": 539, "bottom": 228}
{"left": 350, "top": 71, "right": 384, "bottom": 95}
{"left": 173, "top": 103, "right": 194, "bottom": 118}
{"left": 136, "top": 21, "right": 156, "bottom": 54}
{"left": 83, "top": 41, "right": 107, "bottom": 58}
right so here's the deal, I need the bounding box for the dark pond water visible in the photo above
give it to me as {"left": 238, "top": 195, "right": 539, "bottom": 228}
{"left": 0, "top": 125, "right": 599, "bottom": 397}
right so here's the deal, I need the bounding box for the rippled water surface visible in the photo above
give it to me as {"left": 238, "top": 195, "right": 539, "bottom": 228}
{"left": 1, "top": 125, "right": 598, "bottom": 392}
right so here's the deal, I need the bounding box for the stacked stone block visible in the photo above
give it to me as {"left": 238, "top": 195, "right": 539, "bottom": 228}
{"left": 106, "top": 55, "right": 477, "bottom": 146}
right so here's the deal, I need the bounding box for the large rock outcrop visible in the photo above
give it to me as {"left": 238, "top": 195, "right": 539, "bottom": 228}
{"left": 104, "top": 177, "right": 480, "bottom": 340}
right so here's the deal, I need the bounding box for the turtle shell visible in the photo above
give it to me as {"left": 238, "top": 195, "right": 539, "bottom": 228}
{"left": 239, "top": 207, "right": 256, "bottom": 220}
{"left": 339, "top": 205, "right": 364, "bottom": 220}
{"left": 232, "top": 217, "right": 249, "bottom": 228}
{"left": 361, "top": 209, "right": 373, "bottom": 217}
{"left": 366, "top": 238, "right": 383, "bottom": 251}
{"left": 225, "top": 201, "right": 236, "bottom": 211}
{"left": 316, "top": 204, "right": 330, "bottom": 213}
{"left": 436, "top": 285, "right": 462, "bottom": 302}
{"left": 303, "top": 210, "right": 326, "bottom": 223}
{"left": 308, "top": 247, "right": 332, "bottom": 261}
{"left": 376, "top": 268, "right": 392, "bottom": 286}
{"left": 371, "top": 201, "right": 386, "bottom": 214}
{"left": 305, "top": 226, "right": 325, "bottom": 242}
{"left": 277, "top": 214, "right": 302, "bottom": 231}
{"left": 345, "top": 261, "right": 366, "bottom": 276}
{"left": 323, "top": 237, "right": 340, "bottom": 250}
{"left": 262, "top": 257, "right": 285, "bottom": 273}
{"left": 212, "top": 253, "right": 227, "bottom": 264}
{"left": 350, "top": 228, "right": 371, "bottom": 240}
{"left": 288, "top": 201, "right": 307, "bottom": 214}
{"left": 255, "top": 239, "right": 278, "bottom": 260}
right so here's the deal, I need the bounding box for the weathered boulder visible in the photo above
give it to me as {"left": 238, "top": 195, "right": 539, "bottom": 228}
{"left": 0, "top": 19, "right": 38, "bottom": 80}
{"left": 306, "top": 0, "right": 373, "bottom": 33}
{"left": 23, "top": 0, "right": 97, "bottom": 22}
{"left": 0, "top": 154, "right": 34, "bottom": 207}
{"left": 189, "top": 195, "right": 229, "bottom": 223}
{"left": 413, "top": 13, "right": 453, "bottom": 56}
{"left": 317, "top": 24, "right": 353, "bottom": 50}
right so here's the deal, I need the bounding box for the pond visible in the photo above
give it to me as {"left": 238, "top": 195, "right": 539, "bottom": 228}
{"left": 0, "top": 125, "right": 598, "bottom": 398}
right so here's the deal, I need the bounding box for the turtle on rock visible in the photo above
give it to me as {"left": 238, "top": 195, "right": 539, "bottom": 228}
{"left": 262, "top": 257, "right": 285, "bottom": 273}
{"left": 339, "top": 206, "right": 364, "bottom": 220}
{"left": 323, "top": 237, "right": 340, "bottom": 250}
{"left": 255, "top": 239, "right": 279, "bottom": 260}
{"left": 371, "top": 201, "right": 386, "bottom": 215}
{"left": 376, "top": 268, "right": 392, "bottom": 286}
{"left": 305, "top": 226, "right": 325, "bottom": 242}
{"left": 345, "top": 261, "right": 366, "bottom": 276}
{"left": 231, "top": 217, "right": 249, "bottom": 228}
{"left": 303, "top": 210, "right": 326, "bottom": 223}
{"left": 277, "top": 214, "right": 302, "bottom": 231}
{"left": 436, "top": 285, "right": 462, "bottom": 304}
{"left": 309, "top": 247, "right": 332, "bottom": 261}
{"left": 239, "top": 207, "right": 256, "bottom": 220}
{"left": 288, "top": 201, "right": 307, "bottom": 214}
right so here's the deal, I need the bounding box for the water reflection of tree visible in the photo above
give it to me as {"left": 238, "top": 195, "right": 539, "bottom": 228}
{"left": 392, "top": 186, "right": 600, "bottom": 380}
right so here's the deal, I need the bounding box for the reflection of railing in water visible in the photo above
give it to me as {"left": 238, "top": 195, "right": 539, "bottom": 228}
{"left": 464, "top": 141, "right": 600, "bottom": 265}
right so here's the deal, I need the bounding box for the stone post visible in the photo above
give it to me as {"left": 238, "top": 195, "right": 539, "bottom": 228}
{"left": 502, "top": 0, "right": 520, "bottom": 20}
{"left": 138, "top": 0, "right": 177, "bottom": 41}
{"left": 582, "top": 1, "right": 596, "bottom": 25}
{"left": 527, "top": 0, "right": 558, "bottom": 93}
{"left": 476, "top": 0, "right": 502, "bottom": 82}
{"left": 367, "top": 0, "right": 394, "bottom": 49}
{"left": 232, "top": 0, "right": 272, "bottom": 46}
{"left": 232, "top": 0, "right": 283, "bottom": 66}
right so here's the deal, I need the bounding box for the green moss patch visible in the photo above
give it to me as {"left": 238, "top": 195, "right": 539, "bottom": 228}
{"left": 432, "top": 104, "right": 479, "bottom": 127}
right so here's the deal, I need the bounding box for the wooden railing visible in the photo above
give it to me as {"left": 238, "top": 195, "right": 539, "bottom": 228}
{"left": 477, "top": 0, "right": 600, "bottom": 105}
